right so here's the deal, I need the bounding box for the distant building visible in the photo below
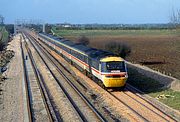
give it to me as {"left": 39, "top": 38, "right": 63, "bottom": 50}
{"left": 56, "top": 23, "right": 72, "bottom": 28}
{"left": 63, "top": 24, "right": 71, "bottom": 28}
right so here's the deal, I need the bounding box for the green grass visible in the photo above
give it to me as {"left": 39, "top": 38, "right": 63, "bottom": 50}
{"left": 0, "top": 26, "right": 8, "bottom": 41}
{"left": 0, "top": 26, "right": 2, "bottom": 38}
{"left": 149, "top": 90, "right": 180, "bottom": 110}
{"left": 52, "top": 27, "right": 177, "bottom": 37}
{"left": 0, "top": 26, "right": 9, "bottom": 50}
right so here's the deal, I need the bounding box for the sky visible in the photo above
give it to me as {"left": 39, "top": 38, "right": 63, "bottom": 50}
{"left": 0, "top": 0, "right": 180, "bottom": 24}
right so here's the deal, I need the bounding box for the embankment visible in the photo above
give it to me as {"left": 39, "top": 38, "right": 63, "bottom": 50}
{"left": 127, "top": 62, "right": 180, "bottom": 91}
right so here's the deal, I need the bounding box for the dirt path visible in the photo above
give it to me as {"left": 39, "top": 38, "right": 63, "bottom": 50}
{"left": 0, "top": 34, "right": 25, "bottom": 122}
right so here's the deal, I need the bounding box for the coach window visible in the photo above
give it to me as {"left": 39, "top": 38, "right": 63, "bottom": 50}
{"left": 85, "top": 57, "right": 88, "bottom": 64}
{"left": 101, "top": 62, "right": 107, "bottom": 72}
{"left": 92, "top": 61, "right": 98, "bottom": 69}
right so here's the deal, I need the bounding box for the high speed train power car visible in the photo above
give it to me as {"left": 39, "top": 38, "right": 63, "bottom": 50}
{"left": 38, "top": 33, "right": 128, "bottom": 88}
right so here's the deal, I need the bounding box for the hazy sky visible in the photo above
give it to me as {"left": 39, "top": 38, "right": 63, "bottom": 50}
{"left": 1, "top": 0, "right": 180, "bottom": 24}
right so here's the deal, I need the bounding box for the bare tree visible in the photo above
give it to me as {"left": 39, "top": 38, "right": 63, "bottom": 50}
{"left": 178, "top": 10, "right": 180, "bottom": 23}
{"left": 170, "top": 8, "right": 180, "bottom": 25}
{"left": 105, "top": 41, "right": 131, "bottom": 59}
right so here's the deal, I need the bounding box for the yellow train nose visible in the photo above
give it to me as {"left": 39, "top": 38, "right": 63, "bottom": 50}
{"left": 103, "top": 77, "right": 127, "bottom": 87}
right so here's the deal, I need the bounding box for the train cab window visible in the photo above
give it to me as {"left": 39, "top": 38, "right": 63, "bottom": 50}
{"left": 101, "top": 61, "right": 126, "bottom": 72}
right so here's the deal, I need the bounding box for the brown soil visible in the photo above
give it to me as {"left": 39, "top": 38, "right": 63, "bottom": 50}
{"left": 65, "top": 35, "right": 180, "bottom": 80}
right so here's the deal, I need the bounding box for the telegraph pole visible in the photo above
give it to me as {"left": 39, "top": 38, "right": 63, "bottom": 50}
{"left": 14, "top": 20, "right": 16, "bottom": 34}
{"left": 14, "top": 19, "right": 20, "bottom": 34}
{"left": 14, "top": 19, "right": 45, "bottom": 33}
{"left": 0, "top": 15, "right": 4, "bottom": 25}
{"left": 43, "top": 24, "right": 45, "bottom": 33}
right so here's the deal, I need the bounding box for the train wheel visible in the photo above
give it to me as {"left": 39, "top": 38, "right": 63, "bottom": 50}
{"left": 92, "top": 75, "right": 96, "bottom": 81}
{"left": 102, "top": 85, "right": 108, "bottom": 91}
{"left": 97, "top": 81, "right": 107, "bottom": 90}
{"left": 70, "top": 61, "right": 73, "bottom": 65}
{"left": 121, "top": 84, "right": 126, "bottom": 91}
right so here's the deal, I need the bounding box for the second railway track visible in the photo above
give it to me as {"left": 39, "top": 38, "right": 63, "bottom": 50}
{"left": 21, "top": 34, "right": 58, "bottom": 122}
{"left": 23, "top": 32, "right": 107, "bottom": 122}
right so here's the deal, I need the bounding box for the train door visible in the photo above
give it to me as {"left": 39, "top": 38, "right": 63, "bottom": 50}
{"left": 88, "top": 57, "right": 92, "bottom": 74}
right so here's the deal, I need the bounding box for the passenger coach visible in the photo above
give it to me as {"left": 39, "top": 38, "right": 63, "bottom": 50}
{"left": 38, "top": 33, "right": 128, "bottom": 88}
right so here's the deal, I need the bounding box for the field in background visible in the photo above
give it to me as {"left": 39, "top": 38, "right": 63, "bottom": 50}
{"left": 53, "top": 28, "right": 180, "bottom": 80}
{"left": 52, "top": 28, "right": 177, "bottom": 36}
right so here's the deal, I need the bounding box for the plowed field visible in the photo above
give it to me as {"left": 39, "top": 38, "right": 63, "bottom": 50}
{"left": 54, "top": 29, "right": 180, "bottom": 79}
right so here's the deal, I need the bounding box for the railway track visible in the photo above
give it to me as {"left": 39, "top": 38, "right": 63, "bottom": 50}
{"left": 109, "top": 89, "right": 177, "bottom": 122}
{"left": 25, "top": 31, "right": 179, "bottom": 122}
{"left": 125, "top": 84, "right": 179, "bottom": 121}
{"left": 23, "top": 32, "right": 107, "bottom": 122}
{"left": 20, "top": 35, "right": 58, "bottom": 122}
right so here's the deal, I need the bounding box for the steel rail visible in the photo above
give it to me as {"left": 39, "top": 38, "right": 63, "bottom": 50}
{"left": 20, "top": 35, "right": 32, "bottom": 122}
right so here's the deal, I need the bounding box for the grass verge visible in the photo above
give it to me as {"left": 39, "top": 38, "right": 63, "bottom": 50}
{"left": 149, "top": 90, "right": 180, "bottom": 110}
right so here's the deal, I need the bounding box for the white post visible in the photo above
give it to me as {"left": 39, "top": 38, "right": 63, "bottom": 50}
{"left": 43, "top": 24, "right": 45, "bottom": 33}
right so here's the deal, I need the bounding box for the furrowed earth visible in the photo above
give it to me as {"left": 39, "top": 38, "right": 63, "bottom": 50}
{"left": 53, "top": 29, "right": 180, "bottom": 80}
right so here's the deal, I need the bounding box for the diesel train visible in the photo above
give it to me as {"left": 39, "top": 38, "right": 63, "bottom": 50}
{"left": 38, "top": 33, "right": 128, "bottom": 88}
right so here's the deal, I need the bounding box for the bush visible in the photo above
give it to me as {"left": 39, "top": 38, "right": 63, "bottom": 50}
{"left": 45, "top": 24, "right": 52, "bottom": 34}
{"left": 5, "top": 24, "right": 14, "bottom": 34}
{"left": 77, "top": 35, "right": 90, "bottom": 46}
{"left": 0, "top": 27, "right": 9, "bottom": 51}
{"left": 105, "top": 41, "right": 131, "bottom": 59}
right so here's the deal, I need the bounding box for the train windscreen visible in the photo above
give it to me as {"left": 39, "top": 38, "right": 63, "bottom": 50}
{"left": 101, "top": 61, "right": 126, "bottom": 72}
